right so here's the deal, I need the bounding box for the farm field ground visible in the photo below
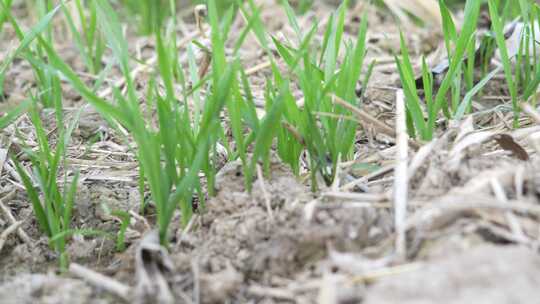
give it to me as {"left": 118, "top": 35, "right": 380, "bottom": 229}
{"left": 1, "top": 0, "right": 540, "bottom": 303}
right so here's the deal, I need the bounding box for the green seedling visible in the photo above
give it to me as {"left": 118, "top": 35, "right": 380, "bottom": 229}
{"left": 0, "top": 1, "right": 60, "bottom": 106}
{"left": 37, "top": 0, "right": 239, "bottom": 245}
{"left": 241, "top": 0, "right": 377, "bottom": 189}
{"left": 61, "top": 1, "right": 105, "bottom": 74}
{"left": 0, "top": 0, "right": 13, "bottom": 32}
{"left": 396, "top": 0, "right": 481, "bottom": 140}
{"left": 489, "top": 0, "right": 540, "bottom": 125}
{"left": 489, "top": 0, "right": 521, "bottom": 126}
{"left": 13, "top": 94, "right": 80, "bottom": 270}
{"left": 121, "top": 0, "right": 162, "bottom": 35}
{"left": 98, "top": 203, "right": 131, "bottom": 252}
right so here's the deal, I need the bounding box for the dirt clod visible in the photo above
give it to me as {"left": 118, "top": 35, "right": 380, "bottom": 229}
{"left": 365, "top": 245, "right": 540, "bottom": 304}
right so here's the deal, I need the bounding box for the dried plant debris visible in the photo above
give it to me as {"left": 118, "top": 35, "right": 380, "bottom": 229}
{"left": 134, "top": 231, "right": 175, "bottom": 304}
{"left": 492, "top": 133, "right": 529, "bottom": 161}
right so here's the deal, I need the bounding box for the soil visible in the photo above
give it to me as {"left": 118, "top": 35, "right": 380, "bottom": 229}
{"left": 2, "top": 1, "right": 540, "bottom": 303}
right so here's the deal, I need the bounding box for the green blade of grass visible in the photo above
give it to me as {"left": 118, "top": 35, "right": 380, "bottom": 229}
{"left": 63, "top": 171, "right": 79, "bottom": 231}
{"left": 0, "top": 98, "right": 31, "bottom": 129}
{"left": 0, "top": 2, "right": 60, "bottom": 75}
{"left": 250, "top": 84, "right": 286, "bottom": 174}
{"left": 429, "top": 0, "right": 481, "bottom": 134}
{"left": 454, "top": 66, "right": 503, "bottom": 120}
{"left": 488, "top": 0, "right": 519, "bottom": 126}
{"left": 14, "top": 160, "right": 51, "bottom": 236}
